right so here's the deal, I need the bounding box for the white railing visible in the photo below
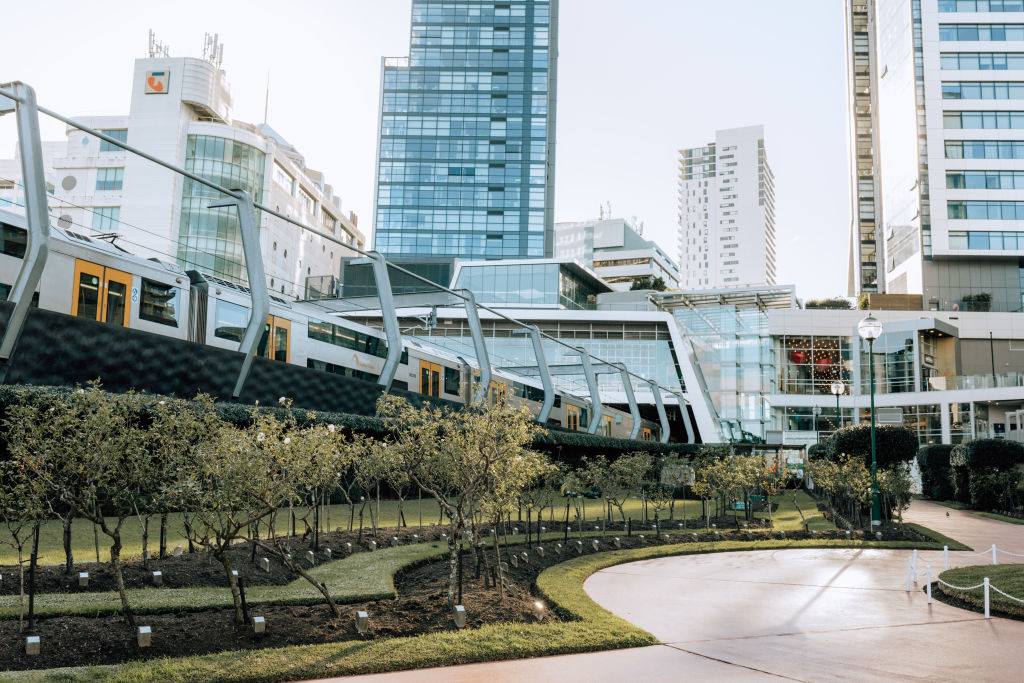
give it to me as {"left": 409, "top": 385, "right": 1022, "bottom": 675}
{"left": 905, "top": 545, "right": 1024, "bottom": 618}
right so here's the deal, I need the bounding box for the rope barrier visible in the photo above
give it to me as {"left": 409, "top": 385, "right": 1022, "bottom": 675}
{"left": 934, "top": 578, "right": 986, "bottom": 592}
{"left": 989, "top": 585, "right": 1024, "bottom": 605}
{"left": 906, "top": 544, "right": 1024, "bottom": 618}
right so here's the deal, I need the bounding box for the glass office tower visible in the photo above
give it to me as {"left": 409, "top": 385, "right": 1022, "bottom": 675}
{"left": 374, "top": 0, "right": 557, "bottom": 267}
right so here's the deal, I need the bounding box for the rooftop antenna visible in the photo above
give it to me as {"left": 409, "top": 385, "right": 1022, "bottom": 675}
{"left": 263, "top": 70, "right": 270, "bottom": 124}
{"left": 202, "top": 32, "right": 224, "bottom": 68}
{"left": 148, "top": 30, "right": 170, "bottom": 58}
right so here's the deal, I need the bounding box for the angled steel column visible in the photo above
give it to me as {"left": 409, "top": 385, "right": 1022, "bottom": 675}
{"left": 529, "top": 325, "right": 554, "bottom": 424}
{"left": 577, "top": 347, "right": 603, "bottom": 434}
{"left": 372, "top": 253, "right": 403, "bottom": 392}
{"left": 617, "top": 363, "right": 641, "bottom": 440}
{"left": 674, "top": 392, "right": 695, "bottom": 444}
{"left": 649, "top": 380, "right": 670, "bottom": 444}
{"left": 208, "top": 191, "right": 269, "bottom": 399}
{"left": 0, "top": 83, "right": 50, "bottom": 369}
{"left": 463, "top": 290, "right": 492, "bottom": 404}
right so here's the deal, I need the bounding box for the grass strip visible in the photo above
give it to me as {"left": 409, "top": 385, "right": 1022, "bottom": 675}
{"left": 972, "top": 511, "right": 1024, "bottom": 526}
{"left": 3, "top": 533, "right": 964, "bottom": 682}
{"left": 935, "top": 563, "right": 1024, "bottom": 619}
{"left": 902, "top": 523, "right": 972, "bottom": 551}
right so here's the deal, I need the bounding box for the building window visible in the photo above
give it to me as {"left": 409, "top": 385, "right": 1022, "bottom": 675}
{"left": 939, "top": 24, "right": 1024, "bottom": 42}
{"left": 941, "top": 52, "right": 1024, "bottom": 70}
{"left": 945, "top": 140, "right": 1024, "bottom": 158}
{"left": 272, "top": 162, "right": 295, "bottom": 195}
{"left": 91, "top": 207, "right": 120, "bottom": 232}
{"left": 948, "top": 200, "right": 1024, "bottom": 219}
{"left": 95, "top": 168, "right": 124, "bottom": 191}
{"left": 943, "top": 111, "right": 1024, "bottom": 128}
{"left": 299, "top": 187, "right": 316, "bottom": 216}
{"left": 942, "top": 82, "right": 1024, "bottom": 100}
{"left": 939, "top": 1, "right": 1024, "bottom": 11}
{"left": 99, "top": 129, "right": 128, "bottom": 153}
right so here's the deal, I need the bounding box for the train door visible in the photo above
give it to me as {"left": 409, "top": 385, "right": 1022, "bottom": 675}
{"left": 257, "top": 315, "right": 291, "bottom": 362}
{"left": 566, "top": 404, "right": 580, "bottom": 431}
{"left": 72, "top": 259, "right": 131, "bottom": 327}
{"left": 489, "top": 381, "right": 507, "bottom": 407}
{"left": 419, "top": 360, "right": 441, "bottom": 397}
{"left": 641, "top": 427, "right": 653, "bottom": 441}
{"left": 601, "top": 415, "right": 614, "bottom": 437}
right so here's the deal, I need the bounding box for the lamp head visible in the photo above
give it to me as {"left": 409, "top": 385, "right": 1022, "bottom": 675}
{"left": 830, "top": 381, "right": 844, "bottom": 396}
{"left": 858, "top": 314, "right": 883, "bottom": 341}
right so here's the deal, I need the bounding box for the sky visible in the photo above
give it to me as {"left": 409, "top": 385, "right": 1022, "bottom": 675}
{"left": 0, "top": 0, "right": 850, "bottom": 300}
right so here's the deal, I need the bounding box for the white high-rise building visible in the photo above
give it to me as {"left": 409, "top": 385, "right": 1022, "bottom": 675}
{"left": 2, "top": 36, "right": 364, "bottom": 300}
{"left": 677, "top": 125, "right": 777, "bottom": 290}
{"left": 848, "top": 0, "right": 1024, "bottom": 311}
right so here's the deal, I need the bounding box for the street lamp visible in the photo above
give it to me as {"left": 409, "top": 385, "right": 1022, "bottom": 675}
{"left": 830, "top": 380, "right": 844, "bottom": 430}
{"left": 858, "top": 313, "right": 884, "bottom": 528}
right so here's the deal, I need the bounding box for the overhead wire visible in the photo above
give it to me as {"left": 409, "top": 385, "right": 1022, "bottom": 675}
{"left": 0, "top": 88, "right": 687, "bottom": 406}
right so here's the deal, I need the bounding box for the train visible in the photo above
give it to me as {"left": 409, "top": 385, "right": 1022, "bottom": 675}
{"left": 0, "top": 207, "right": 660, "bottom": 440}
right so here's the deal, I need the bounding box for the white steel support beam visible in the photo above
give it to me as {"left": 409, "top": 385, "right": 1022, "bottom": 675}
{"left": 464, "top": 290, "right": 492, "bottom": 405}
{"left": 617, "top": 363, "right": 641, "bottom": 440}
{"left": 209, "top": 191, "right": 268, "bottom": 399}
{"left": 528, "top": 325, "right": 554, "bottom": 423}
{"left": 674, "top": 392, "right": 695, "bottom": 444}
{"left": 578, "top": 347, "right": 603, "bottom": 434}
{"left": 373, "top": 253, "right": 403, "bottom": 392}
{"left": 0, "top": 82, "right": 50, "bottom": 370}
{"left": 649, "top": 380, "right": 670, "bottom": 444}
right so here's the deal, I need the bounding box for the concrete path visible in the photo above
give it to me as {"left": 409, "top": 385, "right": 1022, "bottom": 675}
{"left": 319, "top": 499, "right": 1024, "bottom": 682}
{"left": 903, "top": 497, "right": 1024, "bottom": 555}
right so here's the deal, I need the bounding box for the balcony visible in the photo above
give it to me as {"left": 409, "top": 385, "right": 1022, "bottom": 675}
{"left": 927, "top": 372, "right": 1024, "bottom": 391}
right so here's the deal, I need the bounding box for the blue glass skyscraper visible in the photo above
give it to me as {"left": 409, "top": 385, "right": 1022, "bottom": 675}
{"left": 373, "top": 0, "right": 557, "bottom": 268}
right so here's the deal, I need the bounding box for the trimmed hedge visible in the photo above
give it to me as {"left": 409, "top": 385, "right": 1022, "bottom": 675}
{"left": 956, "top": 438, "right": 1024, "bottom": 470}
{"left": 917, "top": 444, "right": 955, "bottom": 501}
{"left": 0, "top": 385, "right": 712, "bottom": 465}
{"left": 949, "top": 439, "right": 1024, "bottom": 510}
{"left": 824, "top": 422, "right": 918, "bottom": 470}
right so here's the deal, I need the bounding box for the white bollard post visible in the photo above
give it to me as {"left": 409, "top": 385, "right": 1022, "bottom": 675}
{"left": 992, "top": 544, "right": 998, "bottom": 565}
{"left": 906, "top": 557, "right": 912, "bottom": 593}
{"left": 984, "top": 577, "right": 991, "bottom": 618}
{"left": 912, "top": 549, "right": 919, "bottom": 584}
{"left": 926, "top": 565, "right": 932, "bottom": 603}
{"left": 944, "top": 546, "right": 949, "bottom": 571}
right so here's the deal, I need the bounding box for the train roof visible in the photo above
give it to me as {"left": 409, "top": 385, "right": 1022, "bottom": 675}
{"left": 0, "top": 207, "right": 187, "bottom": 278}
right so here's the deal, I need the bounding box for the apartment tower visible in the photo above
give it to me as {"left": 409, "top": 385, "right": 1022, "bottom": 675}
{"left": 677, "top": 125, "right": 777, "bottom": 290}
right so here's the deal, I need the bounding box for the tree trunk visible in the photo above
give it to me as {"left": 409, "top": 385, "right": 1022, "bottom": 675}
{"left": 492, "top": 527, "right": 505, "bottom": 603}
{"left": 28, "top": 524, "right": 39, "bottom": 630}
{"left": 62, "top": 516, "right": 73, "bottom": 575}
{"left": 266, "top": 541, "right": 340, "bottom": 616}
{"left": 159, "top": 513, "right": 168, "bottom": 559}
{"left": 93, "top": 521, "right": 100, "bottom": 563}
{"left": 141, "top": 514, "right": 150, "bottom": 570}
{"left": 109, "top": 534, "right": 136, "bottom": 627}
{"left": 216, "top": 550, "right": 244, "bottom": 623}
{"left": 18, "top": 545, "right": 25, "bottom": 633}
{"left": 447, "top": 525, "right": 461, "bottom": 610}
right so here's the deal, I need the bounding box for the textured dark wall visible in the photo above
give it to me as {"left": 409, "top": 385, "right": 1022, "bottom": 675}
{"left": 0, "top": 302, "right": 452, "bottom": 416}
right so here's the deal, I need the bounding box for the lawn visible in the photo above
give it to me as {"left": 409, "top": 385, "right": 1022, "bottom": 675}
{"left": 3, "top": 535, "right": 959, "bottom": 682}
{"left": 0, "top": 491, "right": 832, "bottom": 566}
{"left": 973, "top": 511, "right": 1024, "bottom": 525}
{"left": 935, "top": 563, "right": 1024, "bottom": 619}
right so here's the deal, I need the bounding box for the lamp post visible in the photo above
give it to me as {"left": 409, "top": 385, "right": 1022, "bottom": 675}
{"left": 830, "top": 380, "right": 844, "bottom": 430}
{"left": 858, "top": 314, "right": 884, "bottom": 527}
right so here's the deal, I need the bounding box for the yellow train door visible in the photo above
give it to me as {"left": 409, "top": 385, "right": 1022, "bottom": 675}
{"left": 72, "top": 259, "right": 131, "bottom": 327}
{"left": 566, "top": 404, "right": 580, "bottom": 431}
{"left": 419, "top": 360, "right": 441, "bottom": 397}
{"left": 257, "top": 315, "right": 291, "bottom": 363}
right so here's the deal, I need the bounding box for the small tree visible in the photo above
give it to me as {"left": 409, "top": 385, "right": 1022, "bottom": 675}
{"left": 630, "top": 275, "right": 667, "bottom": 291}
{"left": 8, "top": 383, "right": 151, "bottom": 627}
{"left": 172, "top": 406, "right": 295, "bottom": 623}
{"left": 0, "top": 458, "right": 45, "bottom": 632}
{"left": 377, "top": 394, "right": 546, "bottom": 610}
{"left": 596, "top": 452, "right": 654, "bottom": 523}
{"left": 826, "top": 423, "right": 918, "bottom": 471}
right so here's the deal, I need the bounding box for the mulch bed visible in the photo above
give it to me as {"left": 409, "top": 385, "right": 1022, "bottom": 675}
{"left": 1, "top": 524, "right": 906, "bottom": 672}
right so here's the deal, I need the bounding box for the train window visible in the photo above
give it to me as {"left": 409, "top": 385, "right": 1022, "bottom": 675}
{"left": 214, "top": 299, "right": 249, "bottom": 342}
{"left": 0, "top": 223, "right": 27, "bottom": 259}
{"left": 307, "top": 358, "right": 377, "bottom": 382}
{"left": 308, "top": 317, "right": 388, "bottom": 359}
{"left": 444, "top": 367, "right": 460, "bottom": 395}
{"left": 138, "top": 279, "right": 179, "bottom": 326}
{"left": 0, "top": 285, "right": 39, "bottom": 306}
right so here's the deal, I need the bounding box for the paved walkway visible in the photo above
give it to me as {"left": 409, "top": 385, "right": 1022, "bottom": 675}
{"left": 320, "top": 499, "right": 1024, "bottom": 682}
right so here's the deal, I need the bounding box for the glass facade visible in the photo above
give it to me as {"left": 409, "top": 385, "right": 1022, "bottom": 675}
{"left": 673, "top": 305, "right": 771, "bottom": 441}
{"left": 177, "top": 135, "right": 266, "bottom": 283}
{"left": 374, "top": 0, "right": 556, "bottom": 260}
{"left": 860, "top": 331, "right": 916, "bottom": 394}
{"left": 453, "top": 262, "right": 600, "bottom": 309}
{"left": 774, "top": 335, "right": 853, "bottom": 395}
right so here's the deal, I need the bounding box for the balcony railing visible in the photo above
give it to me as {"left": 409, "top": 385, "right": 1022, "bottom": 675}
{"left": 384, "top": 57, "right": 410, "bottom": 68}
{"left": 926, "top": 372, "right": 1024, "bottom": 391}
